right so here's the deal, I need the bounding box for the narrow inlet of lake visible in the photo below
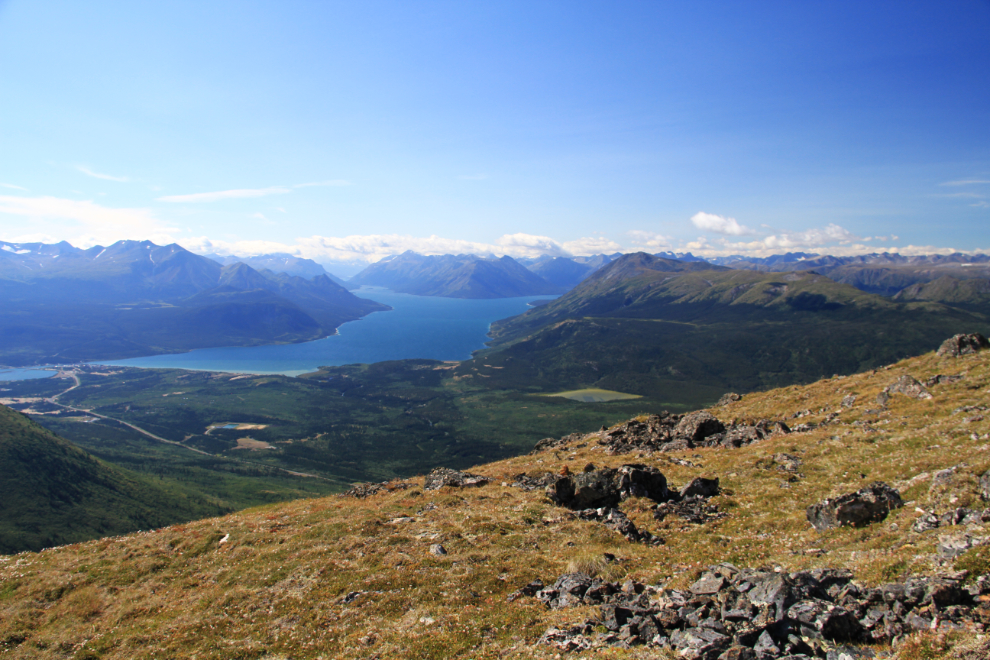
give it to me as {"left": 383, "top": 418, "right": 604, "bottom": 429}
{"left": 97, "top": 287, "right": 556, "bottom": 376}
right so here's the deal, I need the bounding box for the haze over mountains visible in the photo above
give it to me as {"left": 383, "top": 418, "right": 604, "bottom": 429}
{"left": 349, "top": 251, "right": 564, "bottom": 298}
{"left": 0, "top": 240, "right": 386, "bottom": 365}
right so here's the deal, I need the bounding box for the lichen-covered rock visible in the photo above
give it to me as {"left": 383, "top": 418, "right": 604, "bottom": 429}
{"left": 937, "top": 332, "right": 989, "bottom": 358}
{"left": 807, "top": 482, "right": 904, "bottom": 531}
{"left": 883, "top": 374, "right": 932, "bottom": 400}
{"left": 717, "top": 392, "right": 742, "bottom": 406}
{"left": 423, "top": 467, "right": 489, "bottom": 490}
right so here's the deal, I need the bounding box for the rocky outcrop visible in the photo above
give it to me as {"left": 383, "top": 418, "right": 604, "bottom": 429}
{"left": 556, "top": 413, "right": 792, "bottom": 455}
{"left": 546, "top": 464, "right": 670, "bottom": 509}
{"left": 343, "top": 480, "right": 411, "bottom": 498}
{"left": 912, "top": 507, "right": 990, "bottom": 533}
{"left": 717, "top": 393, "right": 742, "bottom": 406}
{"left": 530, "top": 563, "right": 990, "bottom": 657}
{"left": 807, "top": 483, "right": 904, "bottom": 531}
{"left": 423, "top": 467, "right": 489, "bottom": 490}
{"left": 937, "top": 333, "right": 989, "bottom": 358}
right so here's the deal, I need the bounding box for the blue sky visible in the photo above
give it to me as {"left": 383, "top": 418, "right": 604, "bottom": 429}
{"left": 1, "top": 0, "right": 988, "bottom": 265}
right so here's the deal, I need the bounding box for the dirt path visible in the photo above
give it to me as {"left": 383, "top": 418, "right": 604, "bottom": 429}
{"left": 43, "top": 370, "right": 330, "bottom": 482}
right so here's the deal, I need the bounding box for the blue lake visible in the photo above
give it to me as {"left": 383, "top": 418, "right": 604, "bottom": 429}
{"left": 96, "top": 287, "right": 555, "bottom": 376}
{"left": 0, "top": 367, "right": 57, "bottom": 382}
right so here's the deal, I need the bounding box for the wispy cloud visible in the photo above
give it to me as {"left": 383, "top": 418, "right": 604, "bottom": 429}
{"left": 972, "top": 201, "right": 990, "bottom": 209}
{"left": 934, "top": 192, "right": 984, "bottom": 199}
{"left": 690, "top": 212, "right": 756, "bottom": 236}
{"left": 293, "top": 180, "right": 352, "bottom": 188}
{"left": 157, "top": 180, "right": 351, "bottom": 203}
{"left": 76, "top": 166, "right": 129, "bottom": 182}
{"left": 157, "top": 186, "right": 293, "bottom": 203}
{"left": 1, "top": 183, "right": 27, "bottom": 191}
{"left": 940, "top": 179, "right": 990, "bottom": 186}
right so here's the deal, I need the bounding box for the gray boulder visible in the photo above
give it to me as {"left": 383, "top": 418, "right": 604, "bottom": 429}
{"left": 675, "top": 411, "right": 726, "bottom": 444}
{"left": 936, "top": 332, "right": 989, "bottom": 358}
{"left": 807, "top": 482, "right": 904, "bottom": 531}
{"left": 547, "top": 464, "right": 670, "bottom": 510}
{"left": 680, "top": 476, "right": 721, "bottom": 499}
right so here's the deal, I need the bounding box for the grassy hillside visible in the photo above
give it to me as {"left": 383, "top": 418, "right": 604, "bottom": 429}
{"left": 1, "top": 345, "right": 988, "bottom": 658}
{"left": 0, "top": 405, "right": 230, "bottom": 554}
{"left": 474, "top": 255, "right": 988, "bottom": 398}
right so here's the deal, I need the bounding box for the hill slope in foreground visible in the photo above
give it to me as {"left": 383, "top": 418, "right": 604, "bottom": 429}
{"left": 0, "top": 405, "right": 230, "bottom": 555}
{"left": 3, "top": 342, "right": 990, "bottom": 659}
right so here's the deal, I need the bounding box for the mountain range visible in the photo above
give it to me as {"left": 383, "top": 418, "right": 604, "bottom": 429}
{"left": 349, "top": 251, "right": 564, "bottom": 297}
{"left": 466, "top": 252, "right": 989, "bottom": 401}
{"left": 0, "top": 240, "right": 387, "bottom": 365}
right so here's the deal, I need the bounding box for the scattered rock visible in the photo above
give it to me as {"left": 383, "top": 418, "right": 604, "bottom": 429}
{"left": 506, "top": 579, "right": 544, "bottom": 602}
{"left": 774, "top": 453, "right": 803, "bottom": 473}
{"left": 590, "top": 413, "right": 788, "bottom": 455}
{"left": 576, "top": 507, "right": 664, "bottom": 545}
{"left": 840, "top": 395, "right": 857, "bottom": 408}
{"left": 937, "top": 532, "right": 990, "bottom": 560}
{"left": 926, "top": 374, "right": 964, "bottom": 387}
{"left": 718, "top": 393, "right": 742, "bottom": 406}
{"left": 937, "top": 333, "right": 989, "bottom": 358}
{"left": 428, "top": 543, "right": 447, "bottom": 556}
{"left": 982, "top": 470, "right": 990, "bottom": 501}
{"left": 533, "top": 432, "right": 586, "bottom": 453}
{"left": 654, "top": 497, "right": 726, "bottom": 525}
{"left": 343, "top": 480, "right": 411, "bottom": 498}
{"left": 423, "top": 467, "right": 489, "bottom": 490}
{"left": 531, "top": 563, "right": 990, "bottom": 656}
{"left": 807, "top": 482, "right": 904, "bottom": 531}
{"left": 509, "top": 471, "right": 557, "bottom": 491}
{"left": 883, "top": 375, "right": 932, "bottom": 400}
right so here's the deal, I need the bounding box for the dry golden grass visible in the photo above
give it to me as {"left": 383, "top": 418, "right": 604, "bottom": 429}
{"left": 1, "top": 349, "right": 989, "bottom": 658}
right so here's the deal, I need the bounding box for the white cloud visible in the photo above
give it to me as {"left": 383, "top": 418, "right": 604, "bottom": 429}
{"left": 690, "top": 212, "right": 755, "bottom": 236}
{"left": 940, "top": 179, "right": 990, "bottom": 186}
{"left": 562, "top": 236, "right": 623, "bottom": 255}
{"left": 157, "top": 186, "right": 292, "bottom": 203}
{"left": 762, "top": 223, "right": 859, "bottom": 249}
{"left": 627, "top": 230, "right": 673, "bottom": 249}
{"left": 497, "top": 233, "right": 567, "bottom": 258}
{"left": 972, "top": 201, "right": 990, "bottom": 209}
{"left": 76, "top": 166, "right": 129, "bottom": 182}
{"left": 0, "top": 195, "right": 175, "bottom": 247}
{"left": 179, "top": 231, "right": 625, "bottom": 265}
{"left": 1, "top": 183, "right": 27, "bottom": 191}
